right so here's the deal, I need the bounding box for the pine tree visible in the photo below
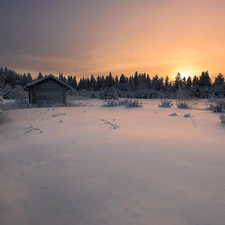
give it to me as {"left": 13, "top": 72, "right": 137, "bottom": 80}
{"left": 119, "top": 74, "right": 126, "bottom": 83}
{"left": 192, "top": 75, "right": 199, "bottom": 86}
{"left": 59, "top": 73, "right": 64, "bottom": 81}
{"left": 214, "top": 73, "right": 224, "bottom": 85}
{"left": 67, "top": 75, "right": 73, "bottom": 87}
{"left": 165, "top": 76, "right": 169, "bottom": 87}
{"left": 115, "top": 75, "right": 119, "bottom": 84}
{"left": 152, "top": 75, "right": 164, "bottom": 91}
{"left": 38, "top": 72, "right": 43, "bottom": 79}
{"left": 105, "top": 72, "right": 114, "bottom": 87}
{"left": 0, "top": 67, "right": 5, "bottom": 84}
{"left": 146, "top": 75, "right": 151, "bottom": 89}
{"left": 186, "top": 76, "right": 192, "bottom": 89}
{"left": 5, "top": 68, "right": 17, "bottom": 87}
{"left": 90, "top": 75, "right": 97, "bottom": 91}
{"left": 134, "top": 71, "right": 139, "bottom": 87}
{"left": 21, "top": 73, "right": 28, "bottom": 86}
{"left": 182, "top": 77, "right": 187, "bottom": 88}
{"left": 96, "top": 75, "right": 103, "bottom": 90}
{"left": 72, "top": 76, "right": 77, "bottom": 90}
{"left": 174, "top": 72, "right": 182, "bottom": 89}
{"left": 27, "top": 73, "right": 32, "bottom": 83}
{"left": 199, "top": 71, "right": 211, "bottom": 87}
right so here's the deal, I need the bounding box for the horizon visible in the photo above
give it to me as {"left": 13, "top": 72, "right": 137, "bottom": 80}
{"left": 1, "top": 0, "right": 225, "bottom": 80}
{"left": 1, "top": 66, "right": 222, "bottom": 82}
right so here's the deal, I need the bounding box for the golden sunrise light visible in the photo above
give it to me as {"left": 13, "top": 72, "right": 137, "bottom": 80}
{"left": 171, "top": 69, "right": 197, "bottom": 80}
{"left": 1, "top": 0, "right": 225, "bottom": 80}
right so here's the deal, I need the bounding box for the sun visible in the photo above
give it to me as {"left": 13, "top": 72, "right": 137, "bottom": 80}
{"left": 172, "top": 69, "right": 195, "bottom": 80}
{"left": 180, "top": 71, "right": 191, "bottom": 79}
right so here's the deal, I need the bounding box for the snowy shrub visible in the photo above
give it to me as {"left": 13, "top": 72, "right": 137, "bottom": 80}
{"left": 147, "top": 90, "right": 160, "bottom": 99}
{"left": 4, "top": 100, "right": 71, "bottom": 110}
{"left": 1, "top": 85, "right": 28, "bottom": 100}
{"left": 1, "top": 84, "right": 13, "bottom": 99}
{"left": 66, "top": 101, "right": 82, "bottom": 107}
{"left": 68, "top": 89, "right": 77, "bottom": 96}
{"left": 15, "top": 86, "right": 28, "bottom": 101}
{"left": 176, "top": 101, "right": 191, "bottom": 109}
{"left": 123, "top": 99, "right": 142, "bottom": 108}
{"left": 102, "top": 99, "right": 120, "bottom": 107}
{"left": 0, "top": 103, "right": 5, "bottom": 111}
{"left": 219, "top": 114, "right": 225, "bottom": 124}
{"left": 102, "top": 99, "right": 142, "bottom": 108}
{"left": 74, "top": 90, "right": 99, "bottom": 98}
{"left": 0, "top": 95, "right": 3, "bottom": 102}
{"left": 77, "top": 89, "right": 91, "bottom": 97}
{"left": 100, "top": 87, "right": 119, "bottom": 99}
{"left": 207, "top": 99, "right": 225, "bottom": 113}
{"left": 133, "top": 90, "right": 149, "bottom": 99}
{"left": 4, "top": 99, "right": 29, "bottom": 110}
{"left": 158, "top": 99, "right": 173, "bottom": 108}
{"left": 33, "top": 101, "right": 68, "bottom": 108}
{"left": 90, "top": 92, "right": 97, "bottom": 98}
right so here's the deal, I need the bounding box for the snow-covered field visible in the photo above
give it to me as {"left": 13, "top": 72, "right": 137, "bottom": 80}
{"left": 0, "top": 99, "right": 225, "bottom": 225}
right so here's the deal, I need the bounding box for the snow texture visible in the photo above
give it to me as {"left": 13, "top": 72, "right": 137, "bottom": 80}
{"left": 0, "top": 99, "right": 225, "bottom": 225}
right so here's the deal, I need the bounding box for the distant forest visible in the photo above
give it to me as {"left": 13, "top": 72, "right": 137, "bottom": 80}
{"left": 0, "top": 66, "right": 225, "bottom": 99}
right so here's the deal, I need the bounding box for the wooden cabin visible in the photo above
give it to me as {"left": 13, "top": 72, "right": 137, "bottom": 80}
{"left": 24, "top": 74, "right": 72, "bottom": 104}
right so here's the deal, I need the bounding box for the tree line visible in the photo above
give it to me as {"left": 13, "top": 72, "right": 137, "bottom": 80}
{"left": 0, "top": 66, "right": 225, "bottom": 98}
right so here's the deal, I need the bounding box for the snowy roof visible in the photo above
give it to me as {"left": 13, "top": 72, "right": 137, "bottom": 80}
{"left": 24, "top": 74, "right": 72, "bottom": 90}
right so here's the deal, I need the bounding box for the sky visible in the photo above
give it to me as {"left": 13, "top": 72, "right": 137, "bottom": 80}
{"left": 1, "top": 0, "right": 225, "bottom": 80}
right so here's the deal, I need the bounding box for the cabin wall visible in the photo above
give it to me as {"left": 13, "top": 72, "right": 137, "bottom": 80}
{"left": 28, "top": 87, "right": 34, "bottom": 103}
{"left": 33, "top": 79, "right": 66, "bottom": 103}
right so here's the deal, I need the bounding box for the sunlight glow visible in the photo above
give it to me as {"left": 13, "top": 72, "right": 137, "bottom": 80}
{"left": 180, "top": 71, "right": 191, "bottom": 79}
{"left": 171, "top": 68, "right": 197, "bottom": 80}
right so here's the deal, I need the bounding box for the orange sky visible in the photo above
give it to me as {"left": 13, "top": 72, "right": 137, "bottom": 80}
{"left": 1, "top": 0, "right": 225, "bottom": 80}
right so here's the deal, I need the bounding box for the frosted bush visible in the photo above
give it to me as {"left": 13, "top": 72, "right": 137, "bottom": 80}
{"left": 219, "top": 114, "right": 225, "bottom": 124}
{"left": 4, "top": 99, "right": 29, "bottom": 110}
{"left": 32, "top": 101, "right": 67, "bottom": 108}
{"left": 123, "top": 99, "right": 142, "bottom": 108}
{"left": 102, "top": 99, "right": 142, "bottom": 108}
{"left": 158, "top": 99, "right": 173, "bottom": 108}
{"left": 102, "top": 99, "right": 120, "bottom": 107}
{"left": 0, "top": 103, "right": 5, "bottom": 111}
{"left": 176, "top": 101, "right": 191, "bottom": 109}
{"left": 207, "top": 99, "right": 225, "bottom": 113}
{"left": 100, "top": 87, "right": 119, "bottom": 99}
{"left": 1, "top": 85, "right": 28, "bottom": 100}
{"left": 74, "top": 90, "right": 99, "bottom": 98}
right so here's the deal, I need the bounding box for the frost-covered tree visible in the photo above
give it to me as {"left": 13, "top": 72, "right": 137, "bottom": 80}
{"left": 0, "top": 67, "right": 6, "bottom": 84}
{"left": 186, "top": 76, "right": 192, "bottom": 90}
{"left": 192, "top": 75, "right": 199, "bottom": 86}
{"left": 90, "top": 75, "right": 97, "bottom": 91}
{"left": 152, "top": 74, "right": 164, "bottom": 91}
{"left": 38, "top": 72, "right": 44, "bottom": 79}
{"left": 199, "top": 71, "right": 211, "bottom": 88}
{"left": 174, "top": 72, "right": 182, "bottom": 90}
{"left": 214, "top": 73, "right": 224, "bottom": 85}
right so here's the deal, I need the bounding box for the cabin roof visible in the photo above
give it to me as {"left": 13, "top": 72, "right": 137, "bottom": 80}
{"left": 24, "top": 74, "right": 72, "bottom": 90}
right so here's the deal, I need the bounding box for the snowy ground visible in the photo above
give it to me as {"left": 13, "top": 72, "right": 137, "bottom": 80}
{"left": 0, "top": 99, "right": 225, "bottom": 225}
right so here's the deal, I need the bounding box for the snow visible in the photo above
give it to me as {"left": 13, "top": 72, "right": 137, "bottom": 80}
{"left": 0, "top": 99, "right": 225, "bottom": 225}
